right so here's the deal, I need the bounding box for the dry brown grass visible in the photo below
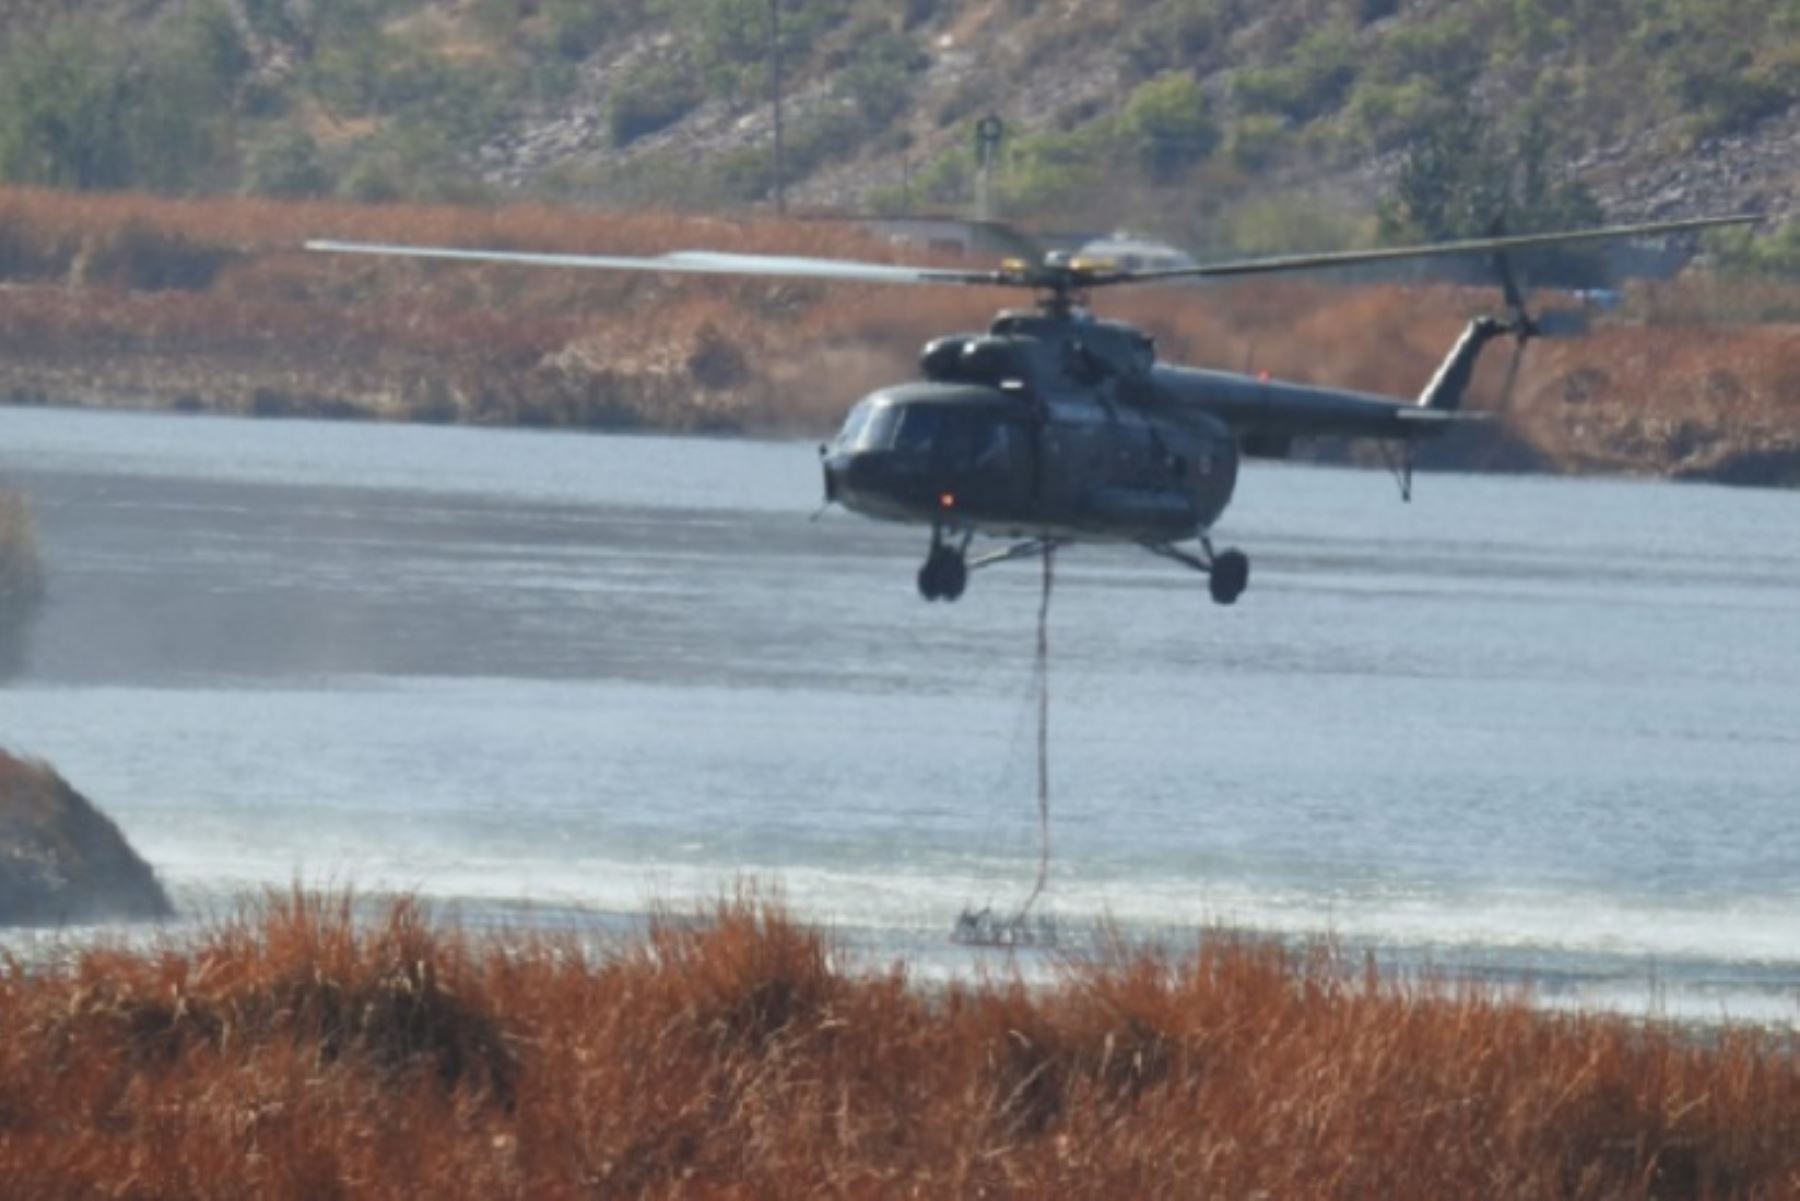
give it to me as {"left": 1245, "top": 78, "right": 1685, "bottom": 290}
{"left": 1, "top": 186, "right": 1796, "bottom": 474}
{"left": 0, "top": 890, "right": 1796, "bottom": 1198}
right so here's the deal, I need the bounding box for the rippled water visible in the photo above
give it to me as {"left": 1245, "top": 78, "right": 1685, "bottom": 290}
{"left": 3, "top": 406, "right": 1798, "bottom": 1020}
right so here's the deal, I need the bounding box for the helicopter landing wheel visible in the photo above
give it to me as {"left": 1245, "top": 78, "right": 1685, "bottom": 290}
{"left": 917, "top": 547, "right": 968, "bottom": 602}
{"left": 1208, "top": 549, "right": 1249, "bottom": 606}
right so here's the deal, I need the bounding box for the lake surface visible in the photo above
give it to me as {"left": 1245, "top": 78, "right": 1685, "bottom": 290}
{"left": 3, "top": 405, "right": 1798, "bottom": 1021}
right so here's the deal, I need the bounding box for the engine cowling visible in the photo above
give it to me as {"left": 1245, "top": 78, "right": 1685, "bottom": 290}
{"left": 919, "top": 336, "right": 973, "bottom": 381}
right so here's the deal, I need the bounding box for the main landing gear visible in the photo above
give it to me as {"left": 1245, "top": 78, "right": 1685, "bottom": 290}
{"left": 918, "top": 527, "right": 971, "bottom": 601}
{"left": 1146, "top": 535, "right": 1250, "bottom": 605}
{"left": 920, "top": 530, "right": 1248, "bottom": 605}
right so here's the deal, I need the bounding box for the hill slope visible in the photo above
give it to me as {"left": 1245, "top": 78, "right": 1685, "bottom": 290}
{"left": 2, "top": 0, "right": 1796, "bottom": 246}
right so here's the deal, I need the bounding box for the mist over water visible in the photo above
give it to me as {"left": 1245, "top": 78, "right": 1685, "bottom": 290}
{"left": 4, "top": 406, "right": 1799, "bottom": 1022}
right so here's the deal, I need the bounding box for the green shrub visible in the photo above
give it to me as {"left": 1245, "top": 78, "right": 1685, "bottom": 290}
{"left": 1001, "top": 122, "right": 1114, "bottom": 211}
{"left": 1226, "top": 113, "right": 1293, "bottom": 170}
{"left": 0, "top": 28, "right": 137, "bottom": 190}
{"left": 834, "top": 31, "right": 928, "bottom": 129}
{"left": 1346, "top": 77, "right": 1456, "bottom": 151}
{"left": 544, "top": 0, "right": 621, "bottom": 59}
{"left": 244, "top": 127, "right": 334, "bottom": 198}
{"left": 610, "top": 59, "right": 704, "bottom": 146}
{"left": 1379, "top": 103, "right": 1605, "bottom": 281}
{"left": 1368, "top": 13, "right": 1482, "bottom": 91}
{"left": 0, "top": 19, "right": 230, "bottom": 194}
{"left": 1123, "top": 0, "right": 1225, "bottom": 78}
{"left": 1677, "top": 58, "right": 1795, "bottom": 138}
{"left": 1231, "top": 27, "right": 1357, "bottom": 122}
{"left": 335, "top": 126, "right": 490, "bottom": 205}
{"left": 1119, "top": 74, "right": 1220, "bottom": 179}
{"left": 1705, "top": 219, "right": 1800, "bottom": 278}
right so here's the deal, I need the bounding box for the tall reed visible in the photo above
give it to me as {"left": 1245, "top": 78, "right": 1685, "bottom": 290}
{"left": 0, "top": 890, "right": 1794, "bottom": 1198}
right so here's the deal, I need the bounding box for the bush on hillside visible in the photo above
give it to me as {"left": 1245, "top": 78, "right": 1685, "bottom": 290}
{"left": 243, "top": 127, "right": 334, "bottom": 198}
{"left": 1231, "top": 25, "right": 1358, "bottom": 123}
{"left": 609, "top": 58, "right": 704, "bottom": 147}
{"left": 1119, "top": 73, "right": 1221, "bottom": 181}
{"left": 0, "top": 18, "right": 234, "bottom": 194}
{"left": 1379, "top": 103, "right": 1603, "bottom": 262}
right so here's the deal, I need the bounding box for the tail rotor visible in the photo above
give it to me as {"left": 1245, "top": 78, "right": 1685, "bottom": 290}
{"left": 1488, "top": 241, "right": 1589, "bottom": 414}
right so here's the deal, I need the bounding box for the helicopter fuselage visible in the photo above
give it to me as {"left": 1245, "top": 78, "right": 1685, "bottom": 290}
{"left": 819, "top": 310, "right": 1240, "bottom": 545}
{"left": 822, "top": 382, "right": 1236, "bottom": 544}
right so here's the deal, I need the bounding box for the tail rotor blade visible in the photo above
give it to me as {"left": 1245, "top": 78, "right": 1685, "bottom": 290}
{"left": 1497, "top": 338, "right": 1527, "bottom": 413}
{"left": 1494, "top": 250, "right": 1529, "bottom": 322}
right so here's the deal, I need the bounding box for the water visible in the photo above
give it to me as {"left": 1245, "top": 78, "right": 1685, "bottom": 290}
{"left": 3, "top": 406, "right": 1799, "bottom": 1021}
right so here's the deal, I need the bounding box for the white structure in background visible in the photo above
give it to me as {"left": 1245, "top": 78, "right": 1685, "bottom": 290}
{"left": 1076, "top": 230, "right": 1198, "bottom": 272}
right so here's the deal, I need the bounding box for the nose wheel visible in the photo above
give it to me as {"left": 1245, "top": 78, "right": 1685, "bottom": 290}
{"left": 918, "top": 528, "right": 970, "bottom": 602}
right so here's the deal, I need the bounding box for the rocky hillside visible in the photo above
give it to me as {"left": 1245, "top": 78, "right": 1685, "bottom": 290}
{"left": 1, "top": 0, "right": 1796, "bottom": 253}
{"left": 0, "top": 750, "right": 174, "bottom": 927}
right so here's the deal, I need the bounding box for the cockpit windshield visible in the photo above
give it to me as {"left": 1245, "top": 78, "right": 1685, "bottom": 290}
{"left": 836, "top": 398, "right": 1019, "bottom": 470}
{"left": 835, "top": 399, "right": 899, "bottom": 452}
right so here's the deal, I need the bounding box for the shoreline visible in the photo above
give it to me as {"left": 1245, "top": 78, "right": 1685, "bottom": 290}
{"left": 6, "top": 876, "right": 1797, "bottom": 1031}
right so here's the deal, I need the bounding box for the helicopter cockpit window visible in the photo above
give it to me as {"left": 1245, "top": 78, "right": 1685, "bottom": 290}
{"left": 891, "top": 404, "right": 1018, "bottom": 470}
{"left": 893, "top": 405, "right": 944, "bottom": 453}
{"left": 836, "top": 399, "right": 901, "bottom": 451}
{"left": 835, "top": 400, "right": 874, "bottom": 449}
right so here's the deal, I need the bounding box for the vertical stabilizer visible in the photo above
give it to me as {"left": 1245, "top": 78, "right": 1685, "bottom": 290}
{"left": 1417, "top": 316, "right": 1505, "bottom": 411}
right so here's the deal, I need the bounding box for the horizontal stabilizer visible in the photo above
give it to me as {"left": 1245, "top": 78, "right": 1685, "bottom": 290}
{"left": 1396, "top": 407, "right": 1490, "bottom": 424}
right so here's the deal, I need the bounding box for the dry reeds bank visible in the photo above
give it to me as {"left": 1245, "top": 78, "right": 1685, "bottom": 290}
{"left": 0, "top": 892, "right": 1795, "bottom": 1199}
{"left": 0, "top": 184, "right": 1797, "bottom": 478}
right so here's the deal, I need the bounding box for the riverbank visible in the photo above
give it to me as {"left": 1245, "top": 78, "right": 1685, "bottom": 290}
{"left": 1, "top": 891, "right": 1794, "bottom": 1198}
{"left": 1, "top": 186, "right": 1796, "bottom": 481}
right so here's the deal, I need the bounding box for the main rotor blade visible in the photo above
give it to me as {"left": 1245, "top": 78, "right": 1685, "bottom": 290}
{"left": 304, "top": 239, "right": 1010, "bottom": 287}
{"left": 1114, "top": 214, "right": 1760, "bottom": 285}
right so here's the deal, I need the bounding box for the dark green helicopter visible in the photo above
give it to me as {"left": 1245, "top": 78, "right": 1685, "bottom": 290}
{"left": 309, "top": 215, "right": 1751, "bottom": 604}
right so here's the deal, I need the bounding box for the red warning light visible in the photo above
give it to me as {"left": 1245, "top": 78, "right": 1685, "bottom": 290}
{"left": 939, "top": 492, "right": 956, "bottom": 508}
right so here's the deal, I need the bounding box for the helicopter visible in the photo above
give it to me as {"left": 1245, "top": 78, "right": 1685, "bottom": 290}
{"left": 308, "top": 214, "right": 1752, "bottom": 604}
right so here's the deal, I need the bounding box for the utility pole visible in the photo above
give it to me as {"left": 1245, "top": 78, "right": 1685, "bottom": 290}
{"left": 769, "top": 0, "right": 785, "bottom": 214}
{"left": 974, "top": 114, "right": 1005, "bottom": 223}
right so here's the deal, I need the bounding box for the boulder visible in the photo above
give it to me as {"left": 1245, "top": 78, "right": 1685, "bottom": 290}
{"left": 0, "top": 750, "right": 174, "bottom": 926}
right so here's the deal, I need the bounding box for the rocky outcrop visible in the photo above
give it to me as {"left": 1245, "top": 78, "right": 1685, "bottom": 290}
{"left": 0, "top": 750, "right": 173, "bottom": 926}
